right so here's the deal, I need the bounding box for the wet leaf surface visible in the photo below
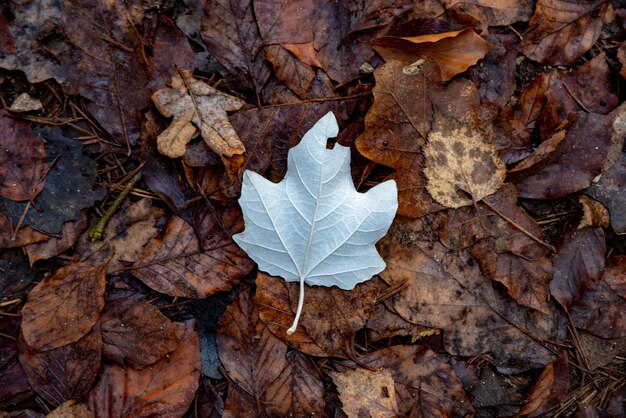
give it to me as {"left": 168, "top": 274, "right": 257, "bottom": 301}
{"left": 519, "top": 354, "right": 570, "bottom": 417}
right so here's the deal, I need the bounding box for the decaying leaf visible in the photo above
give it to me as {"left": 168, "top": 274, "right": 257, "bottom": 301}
{"left": 586, "top": 152, "right": 626, "bottom": 235}
{"left": 24, "top": 213, "right": 88, "bottom": 265}
{"left": 21, "top": 260, "right": 106, "bottom": 351}
{"left": 519, "top": 354, "right": 570, "bottom": 417}
{"left": 47, "top": 401, "right": 94, "bottom": 418}
{"left": 329, "top": 368, "right": 399, "bottom": 418}
{"left": 578, "top": 195, "right": 610, "bottom": 229}
{"left": 234, "top": 112, "right": 397, "bottom": 334}
{"left": 86, "top": 320, "right": 200, "bottom": 418}
{"left": 372, "top": 29, "right": 493, "bottom": 81}
{"left": 423, "top": 116, "right": 505, "bottom": 208}
{"left": 152, "top": 68, "right": 246, "bottom": 159}
{"left": 441, "top": 0, "right": 533, "bottom": 26}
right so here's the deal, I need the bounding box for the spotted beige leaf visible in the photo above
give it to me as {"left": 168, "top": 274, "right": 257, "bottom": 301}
{"left": 424, "top": 116, "right": 505, "bottom": 208}
{"left": 330, "top": 367, "right": 398, "bottom": 418}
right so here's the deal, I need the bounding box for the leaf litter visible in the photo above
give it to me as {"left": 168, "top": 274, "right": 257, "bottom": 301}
{"left": 1, "top": 0, "right": 625, "bottom": 416}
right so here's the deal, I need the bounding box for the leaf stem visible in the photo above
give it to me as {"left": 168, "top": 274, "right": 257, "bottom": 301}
{"left": 287, "top": 276, "right": 305, "bottom": 335}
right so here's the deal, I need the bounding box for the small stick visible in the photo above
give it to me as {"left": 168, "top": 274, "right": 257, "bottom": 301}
{"left": 88, "top": 170, "right": 142, "bottom": 241}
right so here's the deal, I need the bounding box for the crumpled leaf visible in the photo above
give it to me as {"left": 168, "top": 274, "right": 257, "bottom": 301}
{"left": 152, "top": 68, "right": 246, "bottom": 159}
{"left": 522, "top": 0, "right": 611, "bottom": 66}
{"left": 233, "top": 112, "right": 397, "bottom": 333}
{"left": 371, "top": 29, "right": 494, "bottom": 81}
{"left": 329, "top": 368, "right": 399, "bottom": 418}
{"left": 21, "top": 260, "right": 106, "bottom": 351}
{"left": 0, "top": 111, "right": 46, "bottom": 202}
{"left": 423, "top": 115, "right": 505, "bottom": 208}
{"left": 86, "top": 320, "right": 200, "bottom": 418}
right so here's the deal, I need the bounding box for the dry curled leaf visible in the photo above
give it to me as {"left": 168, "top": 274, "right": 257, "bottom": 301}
{"left": 329, "top": 368, "right": 399, "bottom": 418}
{"left": 152, "top": 68, "right": 246, "bottom": 159}
{"left": 21, "top": 260, "right": 106, "bottom": 351}
{"left": 423, "top": 116, "right": 505, "bottom": 208}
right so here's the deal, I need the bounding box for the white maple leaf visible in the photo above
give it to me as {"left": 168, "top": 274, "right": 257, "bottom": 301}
{"left": 233, "top": 112, "right": 398, "bottom": 334}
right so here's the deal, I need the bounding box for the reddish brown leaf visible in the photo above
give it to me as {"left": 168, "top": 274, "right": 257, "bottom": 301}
{"left": 21, "top": 260, "right": 106, "bottom": 351}
{"left": 24, "top": 213, "right": 87, "bottom": 265}
{"left": 86, "top": 320, "right": 201, "bottom": 418}
{"left": 148, "top": 16, "right": 195, "bottom": 91}
{"left": 550, "top": 227, "right": 606, "bottom": 309}
{"left": 372, "top": 29, "right": 494, "bottom": 81}
{"left": 131, "top": 206, "right": 253, "bottom": 298}
{"left": 200, "top": 0, "right": 272, "bottom": 93}
{"left": 264, "top": 45, "right": 318, "bottom": 98}
{"left": 0, "top": 211, "right": 50, "bottom": 249}
{"left": 0, "top": 112, "right": 45, "bottom": 202}
{"left": 512, "top": 111, "right": 619, "bottom": 199}
{"left": 442, "top": 0, "right": 533, "bottom": 26}
{"left": 336, "top": 345, "right": 473, "bottom": 417}
{"left": 366, "top": 300, "right": 430, "bottom": 342}
{"left": 349, "top": 1, "right": 444, "bottom": 33}
{"left": 440, "top": 184, "right": 553, "bottom": 313}
{"left": 522, "top": 0, "right": 611, "bottom": 66}
{"left": 256, "top": 273, "right": 378, "bottom": 357}
{"left": 356, "top": 59, "right": 480, "bottom": 217}
{"left": 571, "top": 256, "right": 626, "bottom": 339}
{"left": 18, "top": 326, "right": 102, "bottom": 407}
{"left": 379, "top": 215, "right": 566, "bottom": 371}
{"left": 519, "top": 354, "right": 570, "bottom": 417}
{"left": 217, "top": 287, "right": 325, "bottom": 415}
{"left": 100, "top": 298, "right": 179, "bottom": 369}
{"left": 514, "top": 53, "right": 618, "bottom": 140}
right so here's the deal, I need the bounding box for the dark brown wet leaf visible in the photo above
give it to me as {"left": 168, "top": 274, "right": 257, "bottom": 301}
{"left": 218, "top": 287, "right": 325, "bottom": 416}
{"left": 85, "top": 320, "right": 200, "bottom": 418}
{"left": 522, "top": 0, "right": 612, "bottom": 66}
{"left": 550, "top": 227, "right": 606, "bottom": 309}
{"left": 0, "top": 112, "right": 45, "bottom": 202}
{"left": 24, "top": 213, "right": 88, "bottom": 265}
{"left": 21, "top": 260, "right": 106, "bottom": 351}
{"left": 148, "top": 16, "right": 195, "bottom": 91}
{"left": 18, "top": 326, "right": 101, "bottom": 407}
{"left": 131, "top": 206, "right": 253, "bottom": 298}
{"left": 356, "top": 59, "right": 480, "bottom": 217}
{"left": 100, "top": 297, "right": 179, "bottom": 369}
{"left": 586, "top": 152, "right": 626, "bottom": 234}
{"left": 519, "top": 354, "right": 570, "bottom": 417}
{"left": 442, "top": 0, "right": 533, "bottom": 26}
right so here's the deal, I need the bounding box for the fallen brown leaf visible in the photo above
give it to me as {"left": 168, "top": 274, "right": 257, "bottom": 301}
{"left": 366, "top": 299, "right": 432, "bottom": 342}
{"left": 18, "top": 325, "right": 102, "bottom": 407}
{"left": 586, "top": 152, "right": 626, "bottom": 235}
{"left": 47, "top": 401, "right": 94, "bottom": 418}
{"left": 372, "top": 29, "right": 494, "bottom": 81}
{"left": 21, "top": 260, "right": 106, "bottom": 351}
{"left": 356, "top": 59, "right": 481, "bottom": 217}
{"left": 550, "top": 227, "right": 606, "bottom": 309}
{"left": 329, "top": 368, "right": 399, "bottom": 418}
{"left": 0, "top": 211, "right": 50, "bottom": 249}
{"left": 86, "top": 320, "right": 200, "bottom": 418}
{"left": 522, "top": 0, "right": 612, "bottom": 66}
{"left": 423, "top": 115, "right": 505, "bottom": 208}
{"left": 441, "top": 0, "right": 533, "bottom": 26}
{"left": 152, "top": 68, "right": 246, "bottom": 159}
{"left": 131, "top": 206, "right": 253, "bottom": 298}
{"left": 0, "top": 112, "right": 46, "bottom": 202}
{"left": 100, "top": 297, "right": 179, "bottom": 369}
{"left": 578, "top": 195, "right": 610, "bottom": 229}
{"left": 24, "top": 213, "right": 88, "bottom": 265}
{"left": 519, "top": 354, "right": 570, "bottom": 417}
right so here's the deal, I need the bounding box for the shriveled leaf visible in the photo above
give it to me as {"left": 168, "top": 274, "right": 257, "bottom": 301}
{"left": 256, "top": 272, "right": 378, "bottom": 357}
{"left": 423, "top": 116, "right": 505, "bottom": 208}
{"left": 550, "top": 227, "right": 606, "bottom": 309}
{"left": 356, "top": 59, "right": 480, "bottom": 217}
{"left": 217, "top": 287, "right": 325, "bottom": 415}
{"left": 441, "top": 0, "right": 533, "bottom": 26}
{"left": 200, "top": 0, "right": 272, "bottom": 93}
{"left": 519, "top": 354, "right": 570, "bottom": 417}
{"left": 0, "top": 112, "right": 45, "bottom": 202}
{"left": 578, "top": 195, "right": 610, "bottom": 229}
{"left": 21, "top": 260, "right": 106, "bottom": 351}
{"left": 522, "top": 0, "right": 612, "bottom": 66}
{"left": 77, "top": 199, "right": 163, "bottom": 273}
{"left": 234, "top": 112, "right": 396, "bottom": 334}
{"left": 132, "top": 206, "right": 253, "bottom": 298}
{"left": 18, "top": 326, "right": 102, "bottom": 407}
{"left": 0, "top": 128, "right": 105, "bottom": 235}
{"left": 100, "top": 298, "right": 179, "bottom": 369}
{"left": 335, "top": 345, "right": 473, "bottom": 417}
{"left": 25, "top": 213, "right": 88, "bottom": 265}
{"left": 586, "top": 152, "right": 626, "bottom": 235}
{"left": 570, "top": 256, "right": 626, "bottom": 339}
{"left": 47, "top": 401, "right": 94, "bottom": 418}
{"left": 440, "top": 184, "right": 553, "bottom": 313}
{"left": 151, "top": 68, "right": 246, "bottom": 159}
{"left": 380, "top": 215, "right": 566, "bottom": 372}
{"left": 86, "top": 320, "right": 200, "bottom": 418}
{"left": 330, "top": 368, "right": 398, "bottom": 418}
{"left": 372, "top": 29, "right": 493, "bottom": 81}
